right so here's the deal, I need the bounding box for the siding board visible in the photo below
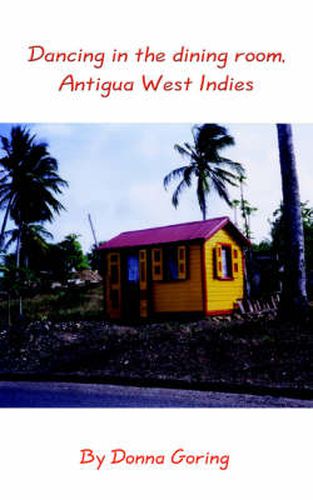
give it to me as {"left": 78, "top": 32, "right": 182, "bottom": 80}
{"left": 153, "top": 244, "right": 203, "bottom": 312}
{"left": 204, "top": 228, "right": 244, "bottom": 313}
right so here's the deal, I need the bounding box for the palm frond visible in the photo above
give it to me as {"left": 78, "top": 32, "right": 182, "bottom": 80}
{"left": 212, "top": 135, "right": 235, "bottom": 149}
{"left": 211, "top": 176, "right": 232, "bottom": 205}
{"left": 172, "top": 178, "right": 190, "bottom": 208}
{"left": 163, "top": 166, "right": 189, "bottom": 189}
{"left": 218, "top": 156, "right": 244, "bottom": 175}
{"left": 212, "top": 167, "right": 239, "bottom": 186}
{"left": 174, "top": 143, "right": 196, "bottom": 160}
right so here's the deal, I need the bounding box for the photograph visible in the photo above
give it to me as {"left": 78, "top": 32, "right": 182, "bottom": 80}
{"left": 0, "top": 122, "right": 312, "bottom": 408}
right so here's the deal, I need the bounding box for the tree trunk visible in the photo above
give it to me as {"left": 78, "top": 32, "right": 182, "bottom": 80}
{"left": 0, "top": 195, "right": 13, "bottom": 250}
{"left": 16, "top": 225, "right": 22, "bottom": 268}
{"left": 239, "top": 179, "right": 249, "bottom": 239}
{"left": 276, "top": 124, "right": 308, "bottom": 319}
{"left": 15, "top": 224, "right": 23, "bottom": 317}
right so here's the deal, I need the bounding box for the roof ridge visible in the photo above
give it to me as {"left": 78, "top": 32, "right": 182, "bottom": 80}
{"left": 97, "top": 216, "right": 249, "bottom": 251}
{"left": 203, "top": 217, "right": 230, "bottom": 238}
{"left": 117, "top": 216, "right": 228, "bottom": 236}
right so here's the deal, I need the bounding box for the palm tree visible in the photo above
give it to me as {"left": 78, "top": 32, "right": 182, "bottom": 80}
{"left": 276, "top": 124, "right": 308, "bottom": 318}
{"left": 2, "top": 223, "right": 53, "bottom": 269}
{"left": 164, "top": 124, "right": 244, "bottom": 220}
{"left": 0, "top": 126, "right": 68, "bottom": 256}
{"left": 0, "top": 125, "right": 68, "bottom": 315}
{"left": 0, "top": 126, "right": 34, "bottom": 248}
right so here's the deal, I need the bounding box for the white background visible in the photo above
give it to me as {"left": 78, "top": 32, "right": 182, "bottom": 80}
{"left": 1, "top": 409, "right": 313, "bottom": 499}
{"left": 0, "top": 0, "right": 312, "bottom": 122}
{"left": 1, "top": 1, "right": 313, "bottom": 498}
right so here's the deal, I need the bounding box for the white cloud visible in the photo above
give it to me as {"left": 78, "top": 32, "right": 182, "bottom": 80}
{"left": 1, "top": 122, "right": 312, "bottom": 251}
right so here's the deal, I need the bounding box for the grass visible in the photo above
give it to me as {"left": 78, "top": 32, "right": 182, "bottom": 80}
{"left": 0, "top": 283, "right": 104, "bottom": 325}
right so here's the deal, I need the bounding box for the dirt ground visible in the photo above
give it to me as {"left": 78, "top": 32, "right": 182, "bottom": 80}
{"left": 0, "top": 315, "right": 313, "bottom": 397}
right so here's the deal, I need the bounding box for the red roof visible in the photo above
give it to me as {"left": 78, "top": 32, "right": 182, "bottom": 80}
{"left": 99, "top": 217, "right": 250, "bottom": 250}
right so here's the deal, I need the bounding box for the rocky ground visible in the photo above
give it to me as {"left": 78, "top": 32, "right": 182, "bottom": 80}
{"left": 0, "top": 315, "right": 313, "bottom": 396}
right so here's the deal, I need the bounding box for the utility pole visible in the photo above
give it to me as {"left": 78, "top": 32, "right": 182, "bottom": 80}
{"left": 88, "top": 213, "right": 98, "bottom": 247}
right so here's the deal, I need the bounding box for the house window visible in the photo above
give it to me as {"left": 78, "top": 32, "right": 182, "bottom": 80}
{"left": 215, "top": 244, "right": 233, "bottom": 279}
{"left": 152, "top": 245, "right": 187, "bottom": 281}
{"left": 164, "top": 246, "right": 179, "bottom": 280}
{"left": 127, "top": 254, "right": 139, "bottom": 282}
{"left": 221, "top": 246, "right": 232, "bottom": 278}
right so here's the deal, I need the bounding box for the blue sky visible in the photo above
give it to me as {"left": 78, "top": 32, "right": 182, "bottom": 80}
{"left": 0, "top": 123, "right": 312, "bottom": 252}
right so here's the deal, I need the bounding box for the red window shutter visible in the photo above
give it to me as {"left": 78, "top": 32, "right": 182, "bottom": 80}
{"left": 233, "top": 247, "right": 239, "bottom": 276}
{"left": 215, "top": 244, "right": 223, "bottom": 279}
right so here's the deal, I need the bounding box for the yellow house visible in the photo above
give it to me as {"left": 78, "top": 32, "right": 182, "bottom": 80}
{"left": 99, "top": 217, "right": 249, "bottom": 320}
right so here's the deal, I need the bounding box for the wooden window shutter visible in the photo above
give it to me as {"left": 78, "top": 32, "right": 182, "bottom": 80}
{"left": 233, "top": 247, "right": 239, "bottom": 276}
{"left": 151, "top": 248, "right": 163, "bottom": 281}
{"left": 139, "top": 249, "right": 148, "bottom": 318}
{"left": 107, "top": 252, "right": 121, "bottom": 316}
{"left": 215, "top": 244, "right": 223, "bottom": 279}
{"left": 109, "top": 252, "right": 120, "bottom": 285}
{"left": 177, "top": 245, "right": 187, "bottom": 279}
{"left": 139, "top": 250, "right": 147, "bottom": 289}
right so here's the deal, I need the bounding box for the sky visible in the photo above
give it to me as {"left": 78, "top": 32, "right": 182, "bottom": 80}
{"left": 0, "top": 123, "right": 312, "bottom": 252}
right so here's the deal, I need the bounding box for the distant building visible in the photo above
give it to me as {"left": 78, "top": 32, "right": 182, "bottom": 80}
{"left": 99, "top": 217, "right": 249, "bottom": 320}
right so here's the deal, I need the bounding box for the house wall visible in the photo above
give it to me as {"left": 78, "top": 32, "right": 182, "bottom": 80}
{"left": 203, "top": 228, "right": 244, "bottom": 314}
{"left": 105, "top": 231, "right": 245, "bottom": 319}
{"left": 152, "top": 243, "right": 203, "bottom": 313}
